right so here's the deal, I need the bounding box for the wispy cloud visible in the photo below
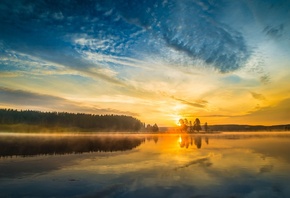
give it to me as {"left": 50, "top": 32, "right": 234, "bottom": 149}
{"left": 223, "top": 98, "right": 290, "bottom": 125}
{"left": 0, "top": 0, "right": 289, "bottom": 126}
{"left": 0, "top": 48, "right": 127, "bottom": 87}
{"left": 115, "top": 0, "right": 250, "bottom": 72}
{"left": 0, "top": 87, "right": 77, "bottom": 109}
{"left": 197, "top": 114, "right": 234, "bottom": 118}
{"left": 250, "top": 92, "right": 266, "bottom": 101}
{"left": 171, "top": 96, "right": 207, "bottom": 108}
{"left": 0, "top": 87, "right": 138, "bottom": 116}
{"left": 260, "top": 75, "right": 271, "bottom": 85}
{"left": 263, "top": 24, "right": 284, "bottom": 38}
{"left": 174, "top": 157, "right": 212, "bottom": 170}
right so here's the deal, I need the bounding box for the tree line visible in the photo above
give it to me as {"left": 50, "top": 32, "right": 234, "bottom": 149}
{"left": 0, "top": 109, "right": 143, "bottom": 132}
{"left": 178, "top": 118, "right": 208, "bottom": 133}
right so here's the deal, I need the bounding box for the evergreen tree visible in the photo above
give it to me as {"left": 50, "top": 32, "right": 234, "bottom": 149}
{"left": 193, "top": 118, "right": 202, "bottom": 132}
{"left": 152, "top": 123, "right": 159, "bottom": 132}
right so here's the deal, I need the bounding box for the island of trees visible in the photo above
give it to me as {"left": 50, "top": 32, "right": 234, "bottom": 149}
{"left": 0, "top": 109, "right": 144, "bottom": 132}
{"left": 145, "top": 123, "right": 159, "bottom": 132}
{"left": 176, "top": 118, "right": 290, "bottom": 132}
{"left": 178, "top": 118, "right": 206, "bottom": 133}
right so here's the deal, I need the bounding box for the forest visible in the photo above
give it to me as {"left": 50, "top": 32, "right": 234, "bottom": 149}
{"left": 0, "top": 109, "right": 143, "bottom": 132}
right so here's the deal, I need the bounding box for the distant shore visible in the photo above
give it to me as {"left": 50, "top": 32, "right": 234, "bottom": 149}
{"left": 1, "top": 123, "right": 289, "bottom": 134}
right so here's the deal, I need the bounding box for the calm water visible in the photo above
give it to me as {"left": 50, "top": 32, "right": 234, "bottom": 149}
{"left": 1, "top": 132, "right": 290, "bottom": 198}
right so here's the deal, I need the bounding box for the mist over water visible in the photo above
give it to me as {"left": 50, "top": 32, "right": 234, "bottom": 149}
{"left": 0, "top": 133, "right": 145, "bottom": 157}
{"left": 1, "top": 132, "right": 290, "bottom": 197}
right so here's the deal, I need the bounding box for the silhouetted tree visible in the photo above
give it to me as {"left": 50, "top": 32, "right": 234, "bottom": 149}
{"left": 184, "top": 118, "right": 188, "bottom": 126}
{"left": 204, "top": 122, "right": 208, "bottom": 132}
{"left": 146, "top": 123, "right": 159, "bottom": 132}
{"left": 178, "top": 118, "right": 188, "bottom": 132}
{"left": 193, "top": 118, "right": 202, "bottom": 132}
{"left": 146, "top": 124, "right": 152, "bottom": 132}
{"left": 152, "top": 123, "right": 159, "bottom": 132}
{"left": 189, "top": 121, "right": 193, "bottom": 133}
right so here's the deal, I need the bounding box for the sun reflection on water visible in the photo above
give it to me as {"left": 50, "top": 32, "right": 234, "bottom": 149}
{"left": 178, "top": 135, "right": 182, "bottom": 144}
{"left": 1, "top": 132, "right": 290, "bottom": 198}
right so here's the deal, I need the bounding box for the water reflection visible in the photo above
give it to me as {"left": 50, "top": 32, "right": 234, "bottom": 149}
{"left": 0, "top": 134, "right": 145, "bottom": 157}
{"left": 146, "top": 135, "right": 159, "bottom": 143}
{"left": 1, "top": 132, "right": 290, "bottom": 197}
{"left": 178, "top": 134, "right": 209, "bottom": 149}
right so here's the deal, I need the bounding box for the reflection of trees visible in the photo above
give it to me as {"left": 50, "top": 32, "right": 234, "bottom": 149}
{"left": 205, "top": 137, "right": 209, "bottom": 145}
{"left": 179, "top": 135, "right": 193, "bottom": 148}
{"left": 194, "top": 136, "right": 202, "bottom": 149}
{"left": 146, "top": 136, "right": 159, "bottom": 143}
{"left": 179, "top": 135, "right": 209, "bottom": 149}
{"left": 0, "top": 136, "right": 145, "bottom": 157}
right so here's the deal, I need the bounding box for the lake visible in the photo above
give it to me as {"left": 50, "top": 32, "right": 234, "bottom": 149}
{"left": 1, "top": 132, "right": 290, "bottom": 198}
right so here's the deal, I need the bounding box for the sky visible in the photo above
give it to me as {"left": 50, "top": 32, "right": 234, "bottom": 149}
{"left": 0, "top": 0, "right": 289, "bottom": 126}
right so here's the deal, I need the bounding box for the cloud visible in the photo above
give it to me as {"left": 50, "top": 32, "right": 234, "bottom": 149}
{"left": 197, "top": 114, "right": 233, "bottom": 118}
{"left": 259, "top": 165, "right": 273, "bottom": 174}
{"left": 0, "top": 87, "right": 69, "bottom": 107}
{"left": 230, "top": 98, "right": 290, "bottom": 125}
{"left": 174, "top": 157, "right": 212, "bottom": 170}
{"left": 100, "top": 0, "right": 250, "bottom": 73}
{"left": 0, "top": 47, "right": 126, "bottom": 86}
{"left": 161, "top": 23, "right": 250, "bottom": 73}
{"left": 260, "top": 75, "right": 271, "bottom": 85}
{"left": 171, "top": 96, "right": 207, "bottom": 108}
{"left": 0, "top": 0, "right": 289, "bottom": 126}
{"left": 0, "top": 0, "right": 251, "bottom": 75}
{"left": 0, "top": 72, "right": 20, "bottom": 77}
{"left": 250, "top": 92, "right": 266, "bottom": 101}
{"left": 150, "top": 0, "right": 249, "bottom": 72}
{"left": 0, "top": 87, "right": 138, "bottom": 116}
{"left": 263, "top": 24, "right": 284, "bottom": 38}
{"left": 0, "top": 49, "right": 67, "bottom": 75}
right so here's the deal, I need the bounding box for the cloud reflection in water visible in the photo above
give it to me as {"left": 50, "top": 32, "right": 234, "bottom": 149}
{"left": 1, "top": 132, "right": 290, "bottom": 197}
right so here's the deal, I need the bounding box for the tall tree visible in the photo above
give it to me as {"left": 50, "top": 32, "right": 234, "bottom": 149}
{"left": 193, "top": 118, "right": 202, "bottom": 132}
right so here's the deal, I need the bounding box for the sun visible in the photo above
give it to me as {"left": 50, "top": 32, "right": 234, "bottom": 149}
{"left": 176, "top": 118, "right": 184, "bottom": 126}
{"left": 169, "top": 113, "right": 185, "bottom": 127}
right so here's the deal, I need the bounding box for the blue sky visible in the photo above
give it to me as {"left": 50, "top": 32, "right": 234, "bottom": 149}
{"left": 0, "top": 0, "right": 290, "bottom": 126}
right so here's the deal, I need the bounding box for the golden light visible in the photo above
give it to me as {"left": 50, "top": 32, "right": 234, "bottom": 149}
{"left": 168, "top": 113, "right": 184, "bottom": 127}
{"left": 178, "top": 135, "right": 182, "bottom": 144}
{"left": 175, "top": 117, "right": 183, "bottom": 126}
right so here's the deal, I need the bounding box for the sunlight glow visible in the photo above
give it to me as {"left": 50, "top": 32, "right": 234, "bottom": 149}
{"left": 0, "top": 0, "right": 289, "bottom": 126}
{"left": 178, "top": 135, "right": 182, "bottom": 144}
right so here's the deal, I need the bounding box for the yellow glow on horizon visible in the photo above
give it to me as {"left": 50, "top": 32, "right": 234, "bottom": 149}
{"left": 167, "top": 113, "right": 184, "bottom": 127}
{"left": 1, "top": 57, "right": 289, "bottom": 127}
{"left": 176, "top": 120, "right": 181, "bottom": 126}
